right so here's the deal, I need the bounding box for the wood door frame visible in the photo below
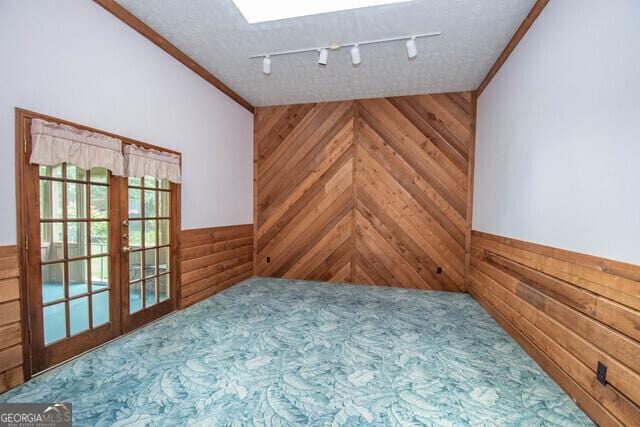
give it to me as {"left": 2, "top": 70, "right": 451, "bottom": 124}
{"left": 15, "top": 108, "right": 182, "bottom": 379}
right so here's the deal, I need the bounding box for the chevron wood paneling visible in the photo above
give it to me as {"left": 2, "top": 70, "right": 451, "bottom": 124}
{"left": 469, "top": 231, "right": 640, "bottom": 426}
{"left": 254, "top": 101, "right": 355, "bottom": 283}
{"left": 254, "top": 92, "right": 474, "bottom": 291}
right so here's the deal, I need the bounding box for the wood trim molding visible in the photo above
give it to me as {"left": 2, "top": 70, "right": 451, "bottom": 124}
{"left": 476, "top": 0, "right": 549, "bottom": 96}
{"left": 463, "top": 91, "right": 478, "bottom": 290}
{"left": 93, "top": 0, "right": 254, "bottom": 113}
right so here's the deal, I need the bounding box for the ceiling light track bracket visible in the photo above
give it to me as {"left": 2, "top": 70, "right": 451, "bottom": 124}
{"left": 249, "top": 31, "right": 441, "bottom": 59}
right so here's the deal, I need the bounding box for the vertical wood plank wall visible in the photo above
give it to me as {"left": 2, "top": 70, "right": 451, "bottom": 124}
{"left": 469, "top": 231, "right": 640, "bottom": 426}
{"left": 0, "top": 245, "right": 24, "bottom": 393}
{"left": 179, "top": 224, "right": 254, "bottom": 308}
{"left": 254, "top": 93, "right": 473, "bottom": 291}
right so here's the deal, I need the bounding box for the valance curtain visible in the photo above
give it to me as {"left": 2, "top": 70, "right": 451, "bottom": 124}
{"left": 123, "top": 144, "right": 181, "bottom": 184}
{"left": 30, "top": 118, "right": 125, "bottom": 175}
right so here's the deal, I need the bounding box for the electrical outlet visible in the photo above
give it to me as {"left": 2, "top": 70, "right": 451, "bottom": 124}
{"left": 597, "top": 361, "right": 607, "bottom": 385}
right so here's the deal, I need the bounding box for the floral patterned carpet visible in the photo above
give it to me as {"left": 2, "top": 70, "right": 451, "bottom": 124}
{"left": 1, "top": 277, "right": 592, "bottom": 426}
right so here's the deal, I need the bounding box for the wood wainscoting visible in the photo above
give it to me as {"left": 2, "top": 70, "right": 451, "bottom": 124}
{"left": 179, "top": 224, "right": 254, "bottom": 308}
{"left": 254, "top": 92, "right": 474, "bottom": 291}
{"left": 469, "top": 231, "right": 640, "bottom": 426}
{"left": 0, "top": 245, "right": 24, "bottom": 393}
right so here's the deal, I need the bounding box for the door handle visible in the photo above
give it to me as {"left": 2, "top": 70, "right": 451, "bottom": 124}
{"left": 122, "top": 246, "right": 131, "bottom": 253}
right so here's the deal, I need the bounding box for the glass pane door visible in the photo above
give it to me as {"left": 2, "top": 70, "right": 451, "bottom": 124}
{"left": 39, "top": 164, "right": 111, "bottom": 342}
{"left": 30, "top": 163, "right": 120, "bottom": 371}
{"left": 122, "top": 176, "right": 174, "bottom": 331}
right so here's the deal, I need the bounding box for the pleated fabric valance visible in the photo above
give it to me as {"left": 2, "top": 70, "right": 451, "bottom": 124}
{"left": 30, "top": 119, "right": 126, "bottom": 175}
{"left": 30, "top": 118, "right": 182, "bottom": 183}
{"left": 123, "top": 144, "right": 182, "bottom": 183}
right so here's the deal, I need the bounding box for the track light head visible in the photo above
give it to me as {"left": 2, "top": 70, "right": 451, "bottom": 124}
{"left": 318, "top": 48, "right": 328, "bottom": 66}
{"left": 350, "top": 44, "right": 361, "bottom": 66}
{"left": 406, "top": 36, "right": 418, "bottom": 59}
{"left": 262, "top": 55, "right": 272, "bottom": 75}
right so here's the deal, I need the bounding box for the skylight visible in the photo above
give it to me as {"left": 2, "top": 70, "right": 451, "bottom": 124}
{"left": 232, "top": 0, "right": 411, "bottom": 24}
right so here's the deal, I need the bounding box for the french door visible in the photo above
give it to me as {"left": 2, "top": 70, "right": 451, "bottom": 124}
{"left": 19, "top": 112, "right": 179, "bottom": 374}
{"left": 120, "top": 176, "right": 177, "bottom": 332}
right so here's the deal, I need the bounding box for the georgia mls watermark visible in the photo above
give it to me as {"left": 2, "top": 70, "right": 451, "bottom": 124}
{"left": 0, "top": 403, "right": 71, "bottom": 427}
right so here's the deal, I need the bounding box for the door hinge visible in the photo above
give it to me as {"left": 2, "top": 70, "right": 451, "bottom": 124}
{"left": 24, "top": 234, "right": 29, "bottom": 251}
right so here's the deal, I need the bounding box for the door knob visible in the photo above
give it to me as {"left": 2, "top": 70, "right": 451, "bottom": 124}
{"left": 122, "top": 246, "right": 131, "bottom": 253}
{"left": 123, "top": 220, "right": 129, "bottom": 226}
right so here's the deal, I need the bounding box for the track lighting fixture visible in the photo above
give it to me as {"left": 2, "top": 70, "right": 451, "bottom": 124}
{"left": 406, "top": 36, "right": 418, "bottom": 59}
{"left": 350, "top": 44, "right": 361, "bottom": 66}
{"left": 250, "top": 31, "right": 440, "bottom": 74}
{"left": 318, "top": 48, "right": 329, "bottom": 66}
{"left": 262, "top": 55, "right": 271, "bottom": 75}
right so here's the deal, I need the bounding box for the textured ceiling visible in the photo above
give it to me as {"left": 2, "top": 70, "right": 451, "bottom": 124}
{"left": 116, "top": 0, "right": 534, "bottom": 106}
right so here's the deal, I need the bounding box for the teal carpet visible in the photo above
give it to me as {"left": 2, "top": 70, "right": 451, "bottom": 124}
{"left": 1, "top": 277, "right": 592, "bottom": 426}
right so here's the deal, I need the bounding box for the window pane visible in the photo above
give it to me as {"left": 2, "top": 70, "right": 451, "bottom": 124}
{"left": 144, "top": 220, "right": 156, "bottom": 247}
{"left": 128, "top": 188, "right": 142, "bottom": 218}
{"left": 144, "top": 190, "right": 157, "bottom": 217}
{"left": 144, "top": 176, "right": 157, "bottom": 188}
{"left": 144, "top": 249, "right": 156, "bottom": 278}
{"left": 90, "top": 222, "right": 109, "bottom": 255}
{"left": 91, "top": 256, "right": 109, "bottom": 291}
{"left": 39, "top": 180, "right": 63, "bottom": 219}
{"left": 145, "top": 278, "right": 157, "bottom": 307}
{"left": 158, "top": 219, "right": 170, "bottom": 245}
{"left": 67, "top": 222, "right": 88, "bottom": 258}
{"left": 90, "top": 185, "right": 108, "bottom": 219}
{"left": 129, "top": 251, "right": 142, "bottom": 282}
{"left": 67, "top": 182, "right": 87, "bottom": 219}
{"left": 92, "top": 291, "right": 110, "bottom": 327}
{"left": 40, "top": 222, "right": 64, "bottom": 262}
{"left": 41, "top": 263, "right": 64, "bottom": 303}
{"left": 129, "top": 220, "right": 142, "bottom": 250}
{"left": 158, "top": 191, "right": 170, "bottom": 217}
{"left": 158, "top": 246, "right": 170, "bottom": 274}
{"left": 69, "top": 296, "right": 89, "bottom": 336}
{"left": 40, "top": 165, "right": 63, "bottom": 178}
{"left": 159, "top": 274, "right": 170, "bottom": 302}
{"left": 68, "top": 259, "right": 88, "bottom": 296}
{"left": 130, "top": 282, "right": 143, "bottom": 313}
{"left": 90, "top": 167, "right": 108, "bottom": 183}
{"left": 66, "top": 165, "right": 86, "bottom": 181}
{"left": 159, "top": 179, "right": 170, "bottom": 190}
{"left": 128, "top": 177, "right": 142, "bottom": 186}
{"left": 44, "top": 302, "right": 66, "bottom": 344}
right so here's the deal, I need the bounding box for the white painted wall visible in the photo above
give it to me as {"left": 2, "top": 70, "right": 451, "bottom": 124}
{"left": 474, "top": 0, "right": 640, "bottom": 265}
{"left": 0, "top": 0, "right": 253, "bottom": 245}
